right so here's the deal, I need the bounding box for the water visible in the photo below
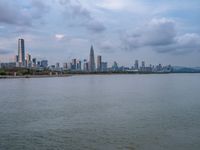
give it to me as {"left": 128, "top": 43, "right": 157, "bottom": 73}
{"left": 0, "top": 74, "right": 200, "bottom": 150}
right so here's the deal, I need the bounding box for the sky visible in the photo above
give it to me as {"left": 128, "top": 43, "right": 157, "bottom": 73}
{"left": 0, "top": 0, "right": 200, "bottom": 67}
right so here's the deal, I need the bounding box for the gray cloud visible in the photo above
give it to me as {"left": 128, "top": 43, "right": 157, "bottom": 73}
{"left": 0, "top": 0, "right": 49, "bottom": 26}
{"left": 0, "top": 49, "right": 12, "bottom": 55}
{"left": 122, "top": 18, "right": 200, "bottom": 54}
{"left": 60, "top": 0, "right": 106, "bottom": 33}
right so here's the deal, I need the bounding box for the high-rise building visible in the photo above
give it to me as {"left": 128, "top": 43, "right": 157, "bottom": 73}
{"left": 134, "top": 60, "right": 139, "bottom": 70}
{"left": 112, "top": 61, "right": 118, "bottom": 71}
{"left": 89, "top": 45, "right": 95, "bottom": 72}
{"left": 32, "top": 58, "right": 37, "bottom": 68}
{"left": 77, "top": 60, "right": 82, "bottom": 71}
{"left": 83, "top": 59, "right": 89, "bottom": 72}
{"left": 72, "top": 59, "right": 77, "bottom": 70}
{"left": 142, "top": 61, "right": 145, "bottom": 68}
{"left": 101, "top": 62, "right": 108, "bottom": 72}
{"left": 41, "top": 60, "right": 48, "bottom": 68}
{"left": 26, "top": 53, "right": 32, "bottom": 68}
{"left": 56, "top": 62, "right": 60, "bottom": 69}
{"left": 97, "top": 55, "right": 102, "bottom": 72}
{"left": 18, "top": 39, "right": 25, "bottom": 66}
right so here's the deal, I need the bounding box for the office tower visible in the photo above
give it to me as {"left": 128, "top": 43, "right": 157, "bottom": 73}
{"left": 77, "top": 60, "right": 82, "bottom": 71}
{"left": 101, "top": 62, "right": 108, "bottom": 72}
{"left": 112, "top": 61, "right": 118, "bottom": 71}
{"left": 63, "top": 63, "right": 68, "bottom": 69}
{"left": 142, "top": 61, "right": 145, "bottom": 68}
{"left": 134, "top": 60, "right": 139, "bottom": 70}
{"left": 15, "top": 55, "right": 19, "bottom": 63}
{"left": 32, "top": 58, "right": 37, "bottom": 68}
{"left": 89, "top": 45, "right": 95, "bottom": 72}
{"left": 72, "top": 59, "right": 77, "bottom": 70}
{"left": 97, "top": 55, "right": 102, "bottom": 72}
{"left": 83, "top": 59, "right": 89, "bottom": 72}
{"left": 41, "top": 60, "right": 48, "bottom": 68}
{"left": 18, "top": 39, "right": 25, "bottom": 66}
{"left": 37, "top": 61, "right": 41, "bottom": 68}
{"left": 26, "top": 53, "right": 31, "bottom": 68}
{"left": 56, "top": 62, "right": 60, "bottom": 69}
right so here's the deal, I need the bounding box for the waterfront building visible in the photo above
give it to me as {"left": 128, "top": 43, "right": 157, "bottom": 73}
{"left": 97, "top": 55, "right": 102, "bottom": 72}
{"left": 77, "top": 60, "right": 82, "bottom": 71}
{"left": 142, "top": 61, "right": 145, "bottom": 68}
{"left": 32, "top": 58, "right": 37, "bottom": 68}
{"left": 56, "top": 62, "right": 60, "bottom": 69}
{"left": 83, "top": 59, "right": 89, "bottom": 72}
{"left": 18, "top": 39, "right": 25, "bottom": 67}
{"left": 89, "top": 45, "right": 95, "bottom": 72}
{"left": 37, "top": 61, "right": 41, "bottom": 68}
{"left": 134, "top": 60, "right": 139, "bottom": 70}
{"left": 63, "top": 63, "right": 68, "bottom": 70}
{"left": 72, "top": 59, "right": 77, "bottom": 70}
{"left": 41, "top": 60, "right": 48, "bottom": 68}
{"left": 26, "top": 53, "right": 32, "bottom": 68}
{"left": 101, "top": 62, "right": 108, "bottom": 72}
{"left": 112, "top": 61, "right": 118, "bottom": 71}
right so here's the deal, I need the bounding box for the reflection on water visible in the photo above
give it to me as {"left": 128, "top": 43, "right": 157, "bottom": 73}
{"left": 0, "top": 74, "right": 200, "bottom": 150}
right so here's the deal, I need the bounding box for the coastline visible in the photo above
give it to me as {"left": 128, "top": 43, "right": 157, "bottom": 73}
{"left": 1, "top": 72, "right": 200, "bottom": 79}
{"left": 0, "top": 74, "right": 72, "bottom": 79}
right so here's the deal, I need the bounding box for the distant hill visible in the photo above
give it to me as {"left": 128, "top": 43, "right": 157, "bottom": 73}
{"left": 172, "top": 66, "right": 200, "bottom": 73}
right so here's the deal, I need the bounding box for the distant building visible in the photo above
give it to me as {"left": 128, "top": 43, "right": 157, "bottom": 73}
{"left": 97, "top": 55, "right": 102, "bottom": 72}
{"left": 37, "top": 61, "right": 41, "bottom": 68}
{"left": 112, "top": 61, "right": 118, "bottom": 71}
{"left": 63, "top": 63, "right": 68, "bottom": 70}
{"left": 72, "top": 59, "right": 77, "bottom": 70}
{"left": 142, "top": 61, "right": 145, "bottom": 68}
{"left": 18, "top": 39, "right": 25, "bottom": 67}
{"left": 101, "top": 62, "right": 108, "bottom": 72}
{"left": 134, "top": 60, "right": 139, "bottom": 70}
{"left": 77, "top": 60, "right": 82, "bottom": 71}
{"left": 32, "top": 58, "right": 37, "bottom": 68}
{"left": 26, "top": 53, "right": 32, "bottom": 68}
{"left": 41, "top": 60, "right": 48, "bottom": 68}
{"left": 56, "top": 62, "right": 60, "bottom": 69}
{"left": 89, "top": 45, "right": 95, "bottom": 72}
{"left": 83, "top": 59, "right": 89, "bottom": 72}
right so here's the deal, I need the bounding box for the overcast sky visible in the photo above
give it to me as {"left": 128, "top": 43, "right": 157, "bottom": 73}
{"left": 0, "top": 0, "right": 200, "bottom": 67}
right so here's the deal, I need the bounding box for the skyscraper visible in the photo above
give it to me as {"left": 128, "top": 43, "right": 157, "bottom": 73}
{"left": 89, "top": 45, "right": 95, "bottom": 72}
{"left": 18, "top": 39, "right": 25, "bottom": 66}
{"left": 97, "top": 55, "right": 102, "bottom": 72}
{"left": 26, "top": 53, "right": 31, "bottom": 68}
{"left": 134, "top": 60, "right": 139, "bottom": 70}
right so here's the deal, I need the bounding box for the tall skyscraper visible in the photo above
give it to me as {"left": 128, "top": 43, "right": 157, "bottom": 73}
{"left": 83, "top": 59, "right": 89, "bottom": 72}
{"left": 97, "top": 55, "right": 102, "bottom": 72}
{"left": 89, "top": 45, "right": 95, "bottom": 72}
{"left": 142, "top": 61, "right": 145, "bottom": 68}
{"left": 26, "top": 53, "right": 31, "bottom": 68}
{"left": 18, "top": 39, "right": 25, "bottom": 66}
{"left": 134, "top": 60, "right": 139, "bottom": 70}
{"left": 72, "top": 59, "right": 77, "bottom": 70}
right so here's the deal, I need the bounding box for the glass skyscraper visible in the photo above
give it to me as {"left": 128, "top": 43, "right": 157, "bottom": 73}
{"left": 89, "top": 45, "right": 95, "bottom": 72}
{"left": 18, "top": 39, "right": 25, "bottom": 66}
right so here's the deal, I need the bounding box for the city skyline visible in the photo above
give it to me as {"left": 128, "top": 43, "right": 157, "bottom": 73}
{"left": 0, "top": 0, "right": 200, "bottom": 67}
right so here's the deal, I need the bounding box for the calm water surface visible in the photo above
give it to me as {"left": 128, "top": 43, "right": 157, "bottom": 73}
{"left": 0, "top": 74, "right": 200, "bottom": 150}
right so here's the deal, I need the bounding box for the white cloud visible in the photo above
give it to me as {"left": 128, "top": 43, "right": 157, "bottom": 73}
{"left": 55, "top": 34, "right": 65, "bottom": 40}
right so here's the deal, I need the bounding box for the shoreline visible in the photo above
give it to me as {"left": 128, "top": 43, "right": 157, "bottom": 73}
{"left": 0, "top": 72, "right": 200, "bottom": 79}
{"left": 0, "top": 74, "right": 72, "bottom": 79}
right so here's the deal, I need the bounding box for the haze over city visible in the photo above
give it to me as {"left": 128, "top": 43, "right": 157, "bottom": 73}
{"left": 0, "top": 0, "right": 200, "bottom": 67}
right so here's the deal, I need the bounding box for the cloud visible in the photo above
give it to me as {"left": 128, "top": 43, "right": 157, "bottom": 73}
{"left": 122, "top": 18, "right": 200, "bottom": 54}
{"left": 0, "top": 0, "right": 49, "bottom": 26}
{"left": 0, "top": 49, "right": 12, "bottom": 55}
{"left": 55, "top": 34, "right": 65, "bottom": 40}
{"left": 60, "top": 0, "right": 106, "bottom": 33}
